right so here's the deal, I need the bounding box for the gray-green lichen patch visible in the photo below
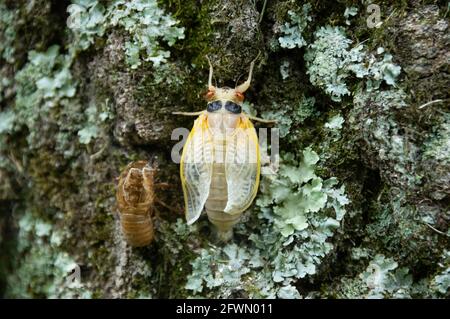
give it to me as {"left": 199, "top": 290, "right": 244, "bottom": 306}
{"left": 67, "top": 0, "right": 185, "bottom": 68}
{"left": 277, "top": 4, "right": 312, "bottom": 50}
{"left": 5, "top": 210, "right": 92, "bottom": 298}
{"left": 420, "top": 116, "right": 450, "bottom": 201}
{"left": 349, "top": 89, "right": 416, "bottom": 190}
{"left": 304, "top": 26, "right": 401, "bottom": 102}
{"left": 0, "top": 2, "right": 16, "bottom": 64}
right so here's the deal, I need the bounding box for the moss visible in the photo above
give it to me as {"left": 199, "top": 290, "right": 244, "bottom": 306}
{"left": 167, "top": 0, "right": 263, "bottom": 81}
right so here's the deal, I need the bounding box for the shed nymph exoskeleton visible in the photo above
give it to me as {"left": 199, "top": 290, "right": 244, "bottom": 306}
{"left": 174, "top": 57, "right": 276, "bottom": 241}
{"left": 116, "top": 161, "right": 156, "bottom": 247}
{"left": 116, "top": 161, "right": 179, "bottom": 247}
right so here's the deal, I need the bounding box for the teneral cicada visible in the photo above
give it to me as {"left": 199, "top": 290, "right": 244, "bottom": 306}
{"left": 174, "top": 58, "right": 275, "bottom": 241}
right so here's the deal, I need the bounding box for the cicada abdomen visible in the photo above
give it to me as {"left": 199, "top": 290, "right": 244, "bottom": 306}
{"left": 116, "top": 161, "right": 155, "bottom": 247}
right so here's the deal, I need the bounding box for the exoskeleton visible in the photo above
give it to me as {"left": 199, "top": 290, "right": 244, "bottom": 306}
{"left": 116, "top": 161, "right": 155, "bottom": 247}
{"left": 175, "top": 58, "right": 275, "bottom": 241}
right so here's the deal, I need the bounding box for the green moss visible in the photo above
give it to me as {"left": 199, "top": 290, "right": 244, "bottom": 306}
{"left": 164, "top": 0, "right": 214, "bottom": 66}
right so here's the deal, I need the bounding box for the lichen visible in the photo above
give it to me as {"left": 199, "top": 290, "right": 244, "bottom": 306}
{"left": 0, "top": 2, "right": 16, "bottom": 64}
{"left": 323, "top": 253, "right": 414, "bottom": 299}
{"left": 5, "top": 211, "right": 92, "bottom": 298}
{"left": 67, "top": 0, "right": 185, "bottom": 68}
{"left": 261, "top": 95, "right": 316, "bottom": 140}
{"left": 431, "top": 250, "right": 450, "bottom": 296}
{"left": 12, "top": 45, "right": 77, "bottom": 150}
{"left": 278, "top": 4, "right": 312, "bottom": 49}
{"left": 304, "top": 26, "right": 401, "bottom": 101}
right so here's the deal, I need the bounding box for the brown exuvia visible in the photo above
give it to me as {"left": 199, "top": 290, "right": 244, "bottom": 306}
{"left": 116, "top": 161, "right": 155, "bottom": 247}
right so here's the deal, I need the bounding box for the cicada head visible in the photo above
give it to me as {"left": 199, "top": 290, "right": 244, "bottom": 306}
{"left": 204, "top": 56, "right": 256, "bottom": 106}
{"left": 116, "top": 161, "right": 155, "bottom": 247}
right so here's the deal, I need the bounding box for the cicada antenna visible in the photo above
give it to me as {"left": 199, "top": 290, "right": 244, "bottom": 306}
{"left": 235, "top": 52, "right": 261, "bottom": 93}
{"left": 206, "top": 55, "right": 215, "bottom": 90}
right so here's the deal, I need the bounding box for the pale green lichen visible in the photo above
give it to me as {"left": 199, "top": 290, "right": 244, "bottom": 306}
{"left": 11, "top": 45, "right": 79, "bottom": 151}
{"left": 279, "top": 60, "right": 290, "bottom": 80}
{"left": 0, "top": 77, "right": 11, "bottom": 103}
{"left": 304, "top": 26, "right": 401, "bottom": 101}
{"left": 67, "top": 0, "right": 185, "bottom": 68}
{"left": 359, "top": 254, "right": 413, "bottom": 299}
{"left": 324, "top": 114, "right": 345, "bottom": 130}
{"left": 328, "top": 253, "right": 415, "bottom": 299}
{"left": 254, "top": 149, "right": 349, "bottom": 282}
{"left": 262, "top": 95, "right": 316, "bottom": 139}
{"left": 157, "top": 218, "right": 198, "bottom": 265}
{"left": 185, "top": 244, "right": 253, "bottom": 296}
{"left": 431, "top": 251, "right": 450, "bottom": 295}
{"left": 6, "top": 42, "right": 114, "bottom": 158}
{"left": 258, "top": 148, "right": 348, "bottom": 236}
{"left": 423, "top": 119, "right": 450, "bottom": 163}
{"left": 278, "top": 4, "right": 312, "bottom": 49}
{"left": 0, "top": 110, "right": 15, "bottom": 135}
{"left": 350, "top": 88, "right": 423, "bottom": 191}
{"left": 78, "top": 99, "right": 113, "bottom": 145}
{"left": 6, "top": 211, "right": 92, "bottom": 298}
{"left": 0, "top": 2, "right": 16, "bottom": 64}
{"left": 421, "top": 116, "right": 450, "bottom": 200}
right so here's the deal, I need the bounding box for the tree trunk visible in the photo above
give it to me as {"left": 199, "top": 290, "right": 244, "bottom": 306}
{"left": 0, "top": 0, "right": 449, "bottom": 298}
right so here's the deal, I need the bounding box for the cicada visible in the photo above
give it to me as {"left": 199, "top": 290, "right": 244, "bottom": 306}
{"left": 174, "top": 58, "right": 275, "bottom": 240}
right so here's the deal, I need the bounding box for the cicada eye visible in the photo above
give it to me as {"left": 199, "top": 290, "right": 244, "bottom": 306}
{"left": 205, "top": 90, "right": 215, "bottom": 100}
{"left": 235, "top": 92, "right": 244, "bottom": 101}
{"left": 224, "top": 101, "right": 242, "bottom": 114}
{"left": 207, "top": 101, "right": 222, "bottom": 112}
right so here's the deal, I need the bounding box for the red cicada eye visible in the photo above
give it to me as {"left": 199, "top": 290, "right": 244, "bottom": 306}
{"left": 235, "top": 92, "right": 245, "bottom": 101}
{"left": 205, "top": 90, "right": 215, "bottom": 100}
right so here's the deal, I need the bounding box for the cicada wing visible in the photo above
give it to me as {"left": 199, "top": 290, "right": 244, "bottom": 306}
{"left": 224, "top": 115, "right": 260, "bottom": 214}
{"left": 180, "top": 113, "right": 214, "bottom": 224}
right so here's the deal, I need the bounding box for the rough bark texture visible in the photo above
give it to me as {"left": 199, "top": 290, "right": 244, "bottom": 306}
{"left": 0, "top": 0, "right": 449, "bottom": 298}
